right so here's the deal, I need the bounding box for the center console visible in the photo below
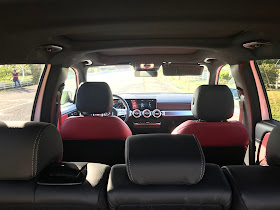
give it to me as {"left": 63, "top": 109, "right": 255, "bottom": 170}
{"left": 125, "top": 99, "right": 162, "bottom": 128}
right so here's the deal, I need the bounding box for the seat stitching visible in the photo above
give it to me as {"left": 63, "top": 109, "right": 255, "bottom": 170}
{"left": 32, "top": 124, "right": 50, "bottom": 176}
{"left": 192, "top": 135, "right": 205, "bottom": 181}
{"left": 35, "top": 125, "right": 53, "bottom": 175}
{"left": 126, "top": 139, "right": 135, "bottom": 182}
{"left": 33, "top": 125, "right": 52, "bottom": 176}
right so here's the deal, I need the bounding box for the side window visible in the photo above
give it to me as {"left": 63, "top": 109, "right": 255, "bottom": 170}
{"left": 257, "top": 59, "right": 280, "bottom": 121}
{"left": 217, "top": 65, "right": 240, "bottom": 121}
{"left": 61, "top": 68, "right": 77, "bottom": 108}
{"left": 0, "top": 64, "right": 44, "bottom": 121}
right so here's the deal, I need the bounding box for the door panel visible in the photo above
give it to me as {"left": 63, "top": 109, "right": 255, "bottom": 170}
{"left": 255, "top": 120, "right": 280, "bottom": 164}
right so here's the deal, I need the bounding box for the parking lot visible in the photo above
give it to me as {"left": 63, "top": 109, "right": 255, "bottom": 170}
{"left": 0, "top": 85, "right": 37, "bottom": 121}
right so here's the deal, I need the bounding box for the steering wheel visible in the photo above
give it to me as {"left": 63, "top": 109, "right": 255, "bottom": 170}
{"left": 111, "top": 94, "right": 130, "bottom": 122}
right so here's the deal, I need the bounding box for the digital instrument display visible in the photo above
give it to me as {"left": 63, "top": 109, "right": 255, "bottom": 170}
{"left": 126, "top": 99, "right": 157, "bottom": 111}
{"left": 113, "top": 99, "right": 125, "bottom": 109}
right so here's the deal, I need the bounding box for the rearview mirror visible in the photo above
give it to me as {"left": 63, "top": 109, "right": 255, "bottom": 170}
{"left": 135, "top": 70, "right": 158, "bottom": 77}
{"left": 163, "top": 64, "right": 204, "bottom": 76}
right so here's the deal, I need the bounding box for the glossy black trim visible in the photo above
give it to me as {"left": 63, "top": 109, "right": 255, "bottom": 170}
{"left": 31, "top": 64, "right": 47, "bottom": 121}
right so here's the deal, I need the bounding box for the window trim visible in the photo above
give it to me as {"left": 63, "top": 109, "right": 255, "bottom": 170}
{"left": 250, "top": 60, "right": 271, "bottom": 120}
{"left": 215, "top": 65, "right": 224, "bottom": 84}
{"left": 71, "top": 67, "right": 79, "bottom": 88}
{"left": 32, "top": 64, "right": 51, "bottom": 122}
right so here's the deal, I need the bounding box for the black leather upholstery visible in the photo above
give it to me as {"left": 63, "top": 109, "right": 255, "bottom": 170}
{"left": 192, "top": 85, "right": 234, "bottom": 121}
{"left": 63, "top": 139, "right": 125, "bottom": 166}
{"left": 223, "top": 126, "right": 280, "bottom": 210}
{"left": 36, "top": 162, "right": 110, "bottom": 210}
{"left": 0, "top": 121, "right": 111, "bottom": 210}
{"left": 0, "top": 121, "right": 63, "bottom": 180}
{"left": 266, "top": 125, "right": 280, "bottom": 166}
{"left": 108, "top": 164, "right": 231, "bottom": 210}
{"left": 223, "top": 165, "right": 280, "bottom": 210}
{"left": 126, "top": 134, "right": 205, "bottom": 185}
{"left": 108, "top": 134, "right": 231, "bottom": 210}
{"left": 0, "top": 162, "right": 110, "bottom": 210}
{"left": 76, "top": 82, "right": 113, "bottom": 114}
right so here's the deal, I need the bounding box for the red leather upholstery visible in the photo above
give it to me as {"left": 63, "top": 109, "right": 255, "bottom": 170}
{"left": 61, "top": 116, "right": 132, "bottom": 140}
{"left": 259, "top": 132, "right": 270, "bottom": 166}
{"left": 172, "top": 120, "right": 249, "bottom": 147}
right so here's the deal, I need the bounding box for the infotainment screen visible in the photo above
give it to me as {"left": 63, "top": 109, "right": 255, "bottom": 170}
{"left": 126, "top": 99, "right": 157, "bottom": 110}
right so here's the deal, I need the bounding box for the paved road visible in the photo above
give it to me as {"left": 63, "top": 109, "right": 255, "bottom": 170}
{"left": 0, "top": 85, "right": 37, "bottom": 121}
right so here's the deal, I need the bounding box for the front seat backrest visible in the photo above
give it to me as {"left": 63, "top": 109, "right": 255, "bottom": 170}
{"left": 61, "top": 82, "right": 132, "bottom": 166}
{"left": 172, "top": 85, "right": 249, "bottom": 166}
{"left": 223, "top": 125, "right": 280, "bottom": 210}
{"left": 0, "top": 121, "right": 110, "bottom": 210}
{"left": 107, "top": 134, "right": 232, "bottom": 210}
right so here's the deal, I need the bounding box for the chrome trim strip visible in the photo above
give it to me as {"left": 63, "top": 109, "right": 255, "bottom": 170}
{"left": 134, "top": 122, "right": 161, "bottom": 126}
{"left": 162, "top": 110, "right": 193, "bottom": 116}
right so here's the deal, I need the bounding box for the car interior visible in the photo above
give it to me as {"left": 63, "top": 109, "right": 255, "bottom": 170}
{"left": 1, "top": 1, "right": 280, "bottom": 209}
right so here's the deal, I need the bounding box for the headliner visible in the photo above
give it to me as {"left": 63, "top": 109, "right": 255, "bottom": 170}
{"left": 1, "top": 0, "right": 280, "bottom": 66}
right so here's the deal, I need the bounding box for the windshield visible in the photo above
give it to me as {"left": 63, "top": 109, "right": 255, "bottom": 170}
{"left": 87, "top": 65, "right": 208, "bottom": 94}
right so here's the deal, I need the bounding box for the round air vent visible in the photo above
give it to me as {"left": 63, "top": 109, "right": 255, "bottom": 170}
{"left": 142, "top": 109, "right": 152, "bottom": 118}
{"left": 132, "top": 109, "right": 141, "bottom": 118}
{"left": 152, "top": 109, "right": 162, "bottom": 118}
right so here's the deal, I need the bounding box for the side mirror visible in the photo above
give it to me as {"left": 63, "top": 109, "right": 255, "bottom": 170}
{"left": 230, "top": 88, "right": 239, "bottom": 101}
{"left": 61, "top": 91, "right": 73, "bottom": 105}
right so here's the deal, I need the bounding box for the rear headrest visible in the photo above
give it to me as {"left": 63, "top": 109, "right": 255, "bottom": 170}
{"left": 266, "top": 126, "right": 280, "bottom": 166}
{"left": 125, "top": 134, "right": 205, "bottom": 185}
{"left": 192, "top": 85, "right": 234, "bottom": 122}
{"left": 76, "top": 82, "right": 113, "bottom": 114}
{"left": 0, "top": 121, "right": 63, "bottom": 180}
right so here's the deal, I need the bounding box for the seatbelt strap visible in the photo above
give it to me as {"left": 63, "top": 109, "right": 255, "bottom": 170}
{"left": 237, "top": 87, "right": 245, "bottom": 123}
{"left": 56, "top": 84, "right": 65, "bottom": 132}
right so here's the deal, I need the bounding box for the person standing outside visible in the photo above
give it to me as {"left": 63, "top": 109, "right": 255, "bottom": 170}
{"left": 12, "top": 70, "right": 22, "bottom": 88}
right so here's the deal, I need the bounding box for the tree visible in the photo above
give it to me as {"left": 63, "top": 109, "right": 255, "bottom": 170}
{"left": 219, "top": 69, "right": 232, "bottom": 85}
{"left": 0, "top": 65, "right": 15, "bottom": 81}
{"left": 258, "top": 63, "right": 279, "bottom": 89}
{"left": 30, "top": 64, "right": 42, "bottom": 84}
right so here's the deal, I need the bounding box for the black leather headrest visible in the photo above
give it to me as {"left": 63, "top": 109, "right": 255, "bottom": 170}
{"left": 76, "top": 82, "right": 113, "bottom": 114}
{"left": 266, "top": 126, "right": 280, "bottom": 166}
{"left": 125, "top": 134, "right": 205, "bottom": 185}
{"left": 192, "top": 85, "right": 234, "bottom": 121}
{"left": 0, "top": 121, "right": 63, "bottom": 180}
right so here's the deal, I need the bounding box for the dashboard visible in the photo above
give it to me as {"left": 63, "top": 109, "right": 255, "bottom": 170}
{"left": 112, "top": 93, "right": 195, "bottom": 133}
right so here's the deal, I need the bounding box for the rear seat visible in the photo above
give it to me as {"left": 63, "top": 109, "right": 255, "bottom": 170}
{"left": 107, "top": 134, "right": 232, "bottom": 209}
{"left": 0, "top": 121, "right": 110, "bottom": 210}
{"left": 223, "top": 125, "right": 280, "bottom": 210}
{"left": 4, "top": 121, "right": 279, "bottom": 210}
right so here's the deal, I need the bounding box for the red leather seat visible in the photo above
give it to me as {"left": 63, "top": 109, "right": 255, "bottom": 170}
{"left": 172, "top": 85, "right": 249, "bottom": 166}
{"left": 61, "top": 82, "right": 132, "bottom": 166}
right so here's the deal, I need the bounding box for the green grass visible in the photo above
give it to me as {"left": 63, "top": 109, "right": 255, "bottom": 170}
{"left": 267, "top": 90, "right": 280, "bottom": 121}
